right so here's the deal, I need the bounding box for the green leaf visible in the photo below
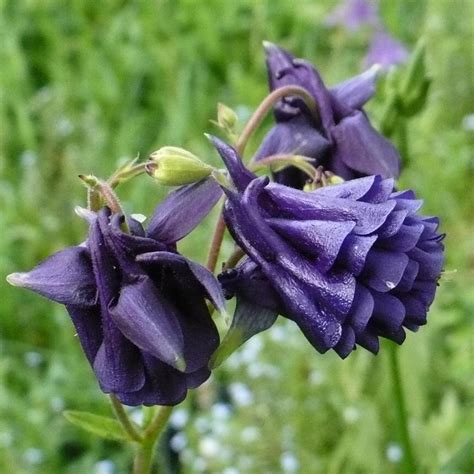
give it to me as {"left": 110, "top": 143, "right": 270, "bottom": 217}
{"left": 438, "top": 438, "right": 474, "bottom": 474}
{"left": 63, "top": 410, "right": 129, "bottom": 442}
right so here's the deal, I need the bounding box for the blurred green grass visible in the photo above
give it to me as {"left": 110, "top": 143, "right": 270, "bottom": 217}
{"left": 0, "top": 0, "right": 472, "bottom": 472}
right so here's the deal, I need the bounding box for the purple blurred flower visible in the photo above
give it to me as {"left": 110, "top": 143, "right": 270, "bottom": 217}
{"left": 255, "top": 43, "right": 400, "bottom": 187}
{"left": 365, "top": 30, "right": 409, "bottom": 69}
{"left": 213, "top": 137, "right": 444, "bottom": 357}
{"left": 325, "top": 0, "right": 379, "bottom": 32}
{"left": 7, "top": 178, "right": 224, "bottom": 406}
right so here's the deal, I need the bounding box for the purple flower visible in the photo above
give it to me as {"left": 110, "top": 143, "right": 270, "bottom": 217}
{"left": 7, "top": 178, "right": 224, "bottom": 406}
{"left": 255, "top": 43, "right": 400, "bottom": 187}
{"left": 213, "top": 138, "right": 444, "bottom": 358}
{"left": 365, "top": 30, "right": 409, "bottom": 69}
{"left": 325, "top": 0, "right": 379, "bottom": 32}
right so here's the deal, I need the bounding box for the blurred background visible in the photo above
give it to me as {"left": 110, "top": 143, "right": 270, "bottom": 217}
{"left": 0, "top": 0, "right": 472, "bottom": 472}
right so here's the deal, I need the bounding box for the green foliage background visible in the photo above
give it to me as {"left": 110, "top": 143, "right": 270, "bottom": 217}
{"left": 0, "top": 0, "right": 472, "bottom": 472}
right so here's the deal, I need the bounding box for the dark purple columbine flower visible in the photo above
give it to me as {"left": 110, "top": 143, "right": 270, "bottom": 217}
{"left": 212, "top": 138, "right": 444, "bottom": 358}
{"left": 325, "top": 0, "right": 379, "bottom": 32}
{"left": 7, "top": 177, "right": 224, "bottom": 406}
{"left": 365, "top": 30, "right": 409, "bottom": 69}
{"left": 255, "top": 43, "right": 400, "bottom": 187}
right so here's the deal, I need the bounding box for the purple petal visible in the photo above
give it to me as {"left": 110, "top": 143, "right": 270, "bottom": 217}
{"left": 330, "top": 111, "right": 401, "bottom": 178}
{"left": 115, "top": 354, "right": 188, "bottom": 407}
{"left": 254, "top": 117, "right": 330, "bottom": 162}
{"left": 209, "top": 136, "right": 255, "bottom": 192}
{"left": 331, "top": 65, "right": 380, "bottom": 110}
{"left": 262, "top": 42, "right": 335, "bottom": 130}
{"left": 371, "top": 292, "right": 406, "bottom": 333}
{"left": 325, "top": 0, "right": 379, "bottom": 32}
{"left": 7, "top": 246, "right": 96, "bottom": 306}
{"left": 268, "top": 217, "right": 355, "bottom": 272}
{"left": 365, "top": 31, "right": 409, "bottom": 69}
{"left": 337, "top": 234, "right": 377, "bottom": 275}
{"left": 378, "top": 223, "right": 424, "bottom": 252}
{"left": 348, "top": 284, "right": 374, "bottom": 333}
{"left": 146, "top": 176, "right": 222, "bottom": 244}
{"left": 135, "top": 252, "right": 221, "bottom": 372}
{"left": 137, "top": 251, "right": 226, "bottom": 315}
{"left": 266, "top": 182, "right": 396, "bottom": 235}
{"left": 109, "top": 276, "right": 186, "bottom": 371}
{"left": 93, "top": 339, "right": 145, "bottom": 393}
{"left": 334, "top": 326, "right": 356, "bottom": 358}
{"left": 66, "top": 304, "right": 103, "bottom": 365}
{"left": 362, "top": 249, "right": 409, "bottom": 292}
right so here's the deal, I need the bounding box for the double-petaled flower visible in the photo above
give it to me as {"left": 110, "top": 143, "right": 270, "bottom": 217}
{"left": 212, "top": 137, "right": 444, "bottom": 358}
{"left": 7, "top": 178, "right": 224, "bottom": 405}
{"left": 254, "top": 43, "right": 400, "bottom": 188}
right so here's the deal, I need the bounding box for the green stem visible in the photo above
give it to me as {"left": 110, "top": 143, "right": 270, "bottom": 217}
{"left": 206, "top": 85, "right": 318, "bottom": 273}
{"left": 388, "top": 344, "right": 417, "bottom": 472}
{"left": 133, "top": 406, "right": 174, "bottom": 474}
{"left": 109, "top": 395, "right": 143, "bottom": 443}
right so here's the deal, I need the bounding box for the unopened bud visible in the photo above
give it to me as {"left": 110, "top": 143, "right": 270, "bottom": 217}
{"left": 217, "top": 103, "right": 238, "bottom": 131}
{"left": 146, "top": 147, "right": 214, "bottom": 186}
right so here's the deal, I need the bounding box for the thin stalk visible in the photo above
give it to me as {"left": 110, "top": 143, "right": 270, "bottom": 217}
{"left": 133, "top": 406, "right": 174, "bottom": 474}
{"left": 109, "top": 395, "right": 143, "bottom": 443}
{"left": 235, "top": 85, "right": 319, "bottom": 156}
{"left": 206, "top": 210, "right": 226, "bottom": 273}
{"left": 206, "top": 85, "right": 317, "bottom": 273}
{"left": 388, "top": 344, "right": 417, "bottom": 472}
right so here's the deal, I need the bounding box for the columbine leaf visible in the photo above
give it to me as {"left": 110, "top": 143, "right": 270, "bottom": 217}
{"left": 63, "top": 410, "right": 129, "bottom": 442}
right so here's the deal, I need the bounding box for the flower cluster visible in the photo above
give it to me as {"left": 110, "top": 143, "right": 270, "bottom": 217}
{"left": 213, "top": 137, "right": 444, "bottom": 357}
{"left": 254, "top": 43, "right": 401, "bottom": 187}
{"left": 8, "top": 178, "right": 224, "bottom": 405}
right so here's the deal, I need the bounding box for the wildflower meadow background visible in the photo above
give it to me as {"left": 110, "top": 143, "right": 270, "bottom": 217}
{"left": 0, "top": 0, "right": 472, "bottom": 472}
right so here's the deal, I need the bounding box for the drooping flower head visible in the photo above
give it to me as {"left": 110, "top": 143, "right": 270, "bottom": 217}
{"left": 255, "top": 43, "right": 400, "bottom": 187}
{"left": 7, "top": 178, "right": 224, "bottom": 406}
{"left": 213, "top": 137, "right": 444, "bottom": 358}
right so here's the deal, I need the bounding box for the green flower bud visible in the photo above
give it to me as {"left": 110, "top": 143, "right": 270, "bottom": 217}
{"left": 146, "top": 147, "right": 214, "bottom": 186}
{"left": 217, "top": 102, "right": 238, "bottom": 131}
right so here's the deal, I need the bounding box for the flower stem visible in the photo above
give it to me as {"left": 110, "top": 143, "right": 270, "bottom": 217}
{"left": 206, "top": 85, "right": 317, "bottom": 273}
{"left": 206, "top": 209, "right": 226, "bottom": 273}
{"left": 388, "top": 344, "right": 417, "bottom": 472}
{"left": 133, "top": 406, "right": 174, "bottom": 474}
{"left": 235, "top": 85, "right": 319, "bottom": 156}
{"left": 109, "top": 395, "right": 143, "bottom": 443}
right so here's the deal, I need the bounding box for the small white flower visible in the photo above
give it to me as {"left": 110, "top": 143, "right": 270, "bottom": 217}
{"left": 280, "top": 451, "right": 299, "bottom": 473}
{"left": 23, "top": 448, "right": 44, "bottom": 465}
{"left": 229, "top": 383, "right": 254, "bottom": 407}
{"left": 94, "top": 460, "right": 115, "bottom": 474}
{"left": 170, "top": 408, "right": 189, "bottom": 429}
{"left": 170, "top": 432, "right": 187, "bottom": 452}
{"left": 386, "top": 442, "right": 404, "bottom": 463}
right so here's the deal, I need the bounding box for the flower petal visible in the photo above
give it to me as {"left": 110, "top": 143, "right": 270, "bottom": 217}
{"left": 66, "top": 304, "right": 103, "bottom": 365}
{"left": 330, "top": 65, "right": 380, "bottom": 110}
{"left": 114, "top": 354, "right": 188, "bottom": 407}
{"left": 7, "top": 246, "right": 97, "bottom": 306}
{"left": 109, "top": 276, "right": 186, "bottom": 371}
{"left": 331, "top": 111, "right": 401, "bottom": 178}
{"left": 146, "top": 176, "right": 222, "bottom": 244}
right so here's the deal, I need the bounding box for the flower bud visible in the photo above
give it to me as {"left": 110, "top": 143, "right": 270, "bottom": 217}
{"left": 146, "top": 147, "right": 214, "bottom": 186}
{"left": 217, "top": 102, "right": 238, "bottom": 131}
